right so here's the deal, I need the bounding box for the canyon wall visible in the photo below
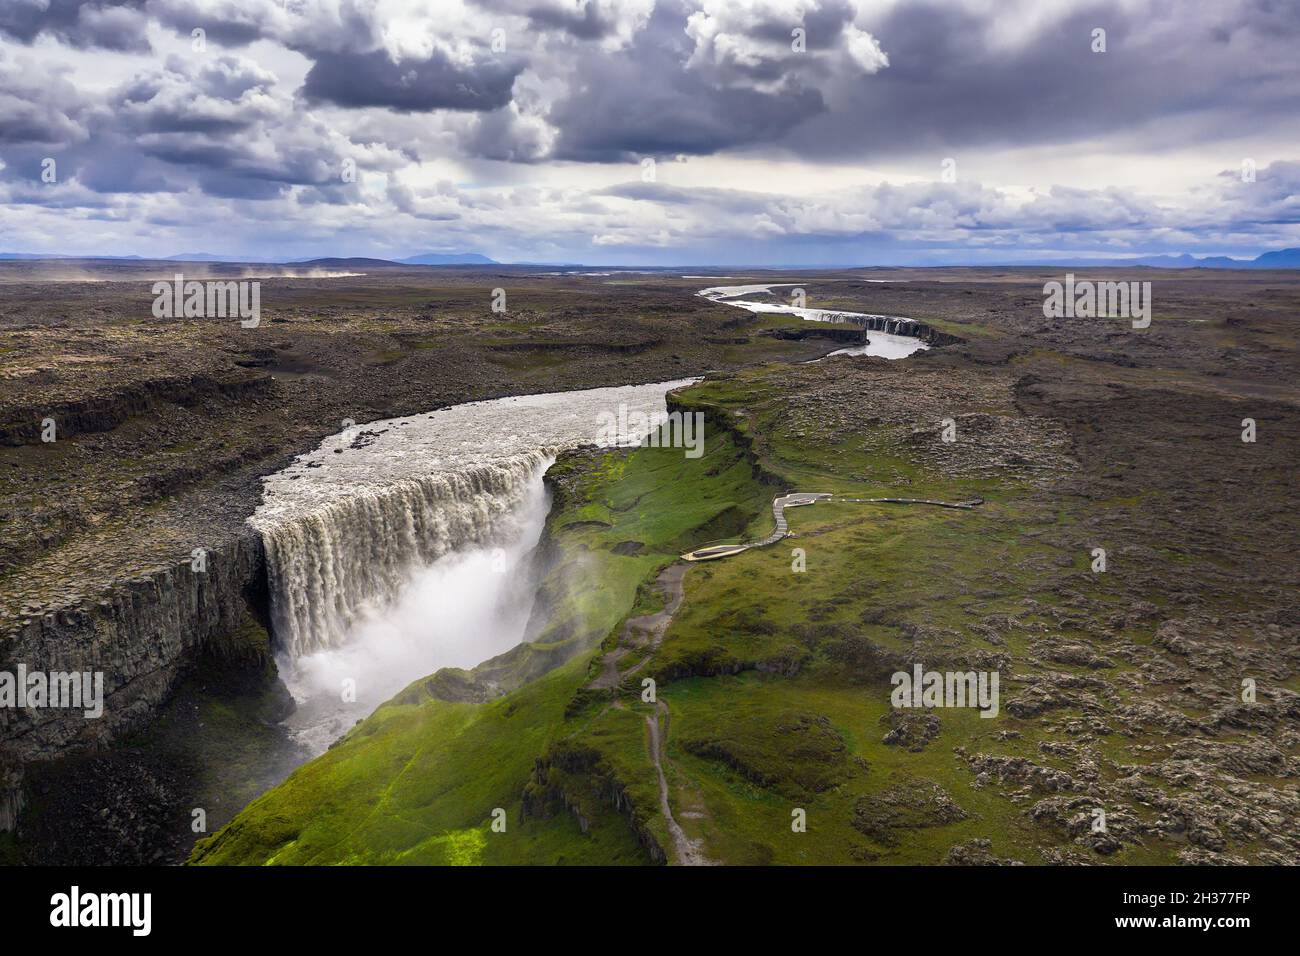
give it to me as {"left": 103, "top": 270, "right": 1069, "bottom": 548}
{"left": 0, "top": 529, "right": 268, "bottom": 830}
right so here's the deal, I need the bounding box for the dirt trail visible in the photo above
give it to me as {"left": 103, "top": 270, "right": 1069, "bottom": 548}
{"left": 582, "top": 560, "right": 712, "bottom": 862}
{"left": 596, "top": 493, "right": 818, "bottom": 866}
{"left": 587, "top": 562, "right": 686, "bottom": 690}
{"left": 646, "top": 701, "right": 711, "bottom": 866}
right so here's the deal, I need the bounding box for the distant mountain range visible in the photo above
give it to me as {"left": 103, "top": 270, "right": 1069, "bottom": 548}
{"left": 1031, "top": 248, "right": 1300, "bottom": 269}
{"left": 398, "top": 252, "right": 496, "bottom": 265}
{"left": 0, "top": 248, "right": 1297, "bottom": 269}
{"left": 290, "top": 257, "right": 418, "bottom": 268}
{"left": 0, "top": 251, "right": 499, "bottom": 266}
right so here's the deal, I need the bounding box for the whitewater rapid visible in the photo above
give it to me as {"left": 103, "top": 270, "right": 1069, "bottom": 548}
{"left": 250, "top": 379, "right": 694, "bottom": 750}
{"left": 698, "top": 282, "right": 929, "bottom": 359}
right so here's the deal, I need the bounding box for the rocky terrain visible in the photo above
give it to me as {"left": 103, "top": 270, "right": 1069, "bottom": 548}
{"left": 3, "top": 261, "right": 1297, "bottom": 865}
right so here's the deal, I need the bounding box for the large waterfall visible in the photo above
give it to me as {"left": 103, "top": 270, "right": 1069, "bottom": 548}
{"left": 248, "top": 379, "right": 696, "bottom": 750}
{"left": 259, "top": 453, "right": 550, "bottom": 657}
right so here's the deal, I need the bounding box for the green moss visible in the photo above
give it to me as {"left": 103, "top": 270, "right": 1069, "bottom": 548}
{"left": 193, "top": 655, "right": 648, "bottom": 865}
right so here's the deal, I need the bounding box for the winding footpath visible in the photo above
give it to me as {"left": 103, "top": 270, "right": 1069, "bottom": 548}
{"left": 682, "top": 491, "right": 983, "bottom": 562}
{"left": 587, "top": 563, "right": 686, "bottom": 690}
{"left": 680, "top": 492, "right": 830, "bottom": 561}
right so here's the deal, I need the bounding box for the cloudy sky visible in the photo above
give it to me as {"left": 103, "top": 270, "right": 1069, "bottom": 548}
{"left": 1, "top": 0, "right": 1297, "bottom": 265}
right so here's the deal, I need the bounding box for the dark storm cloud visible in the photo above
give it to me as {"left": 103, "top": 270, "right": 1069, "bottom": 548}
{"left": 797, "top": 1, "right": 1145, "bottom": 154}
{"left": 526, "top": 2, "right": 618, "bottom": 40}
{"left": 146, "top": 0, "right": 269, "bottom": 46}
{"left": 0, "top": 0, "right": 150, "bottom": 52}
{"left": 787, "top": 0, "right": 1300, "bottom": 161}
{"left": 302, "top": 48, "right": 523, "bottom": 112}
{"left": 0, "top": 50, "right": 90, "bottom": 146}
{"left": 0, "top": 96, "right": 85, "bottom": 146}
{"left": 469, "top": 0, "right": 633, "bottom": 42}
{"left": 552, "top": 75, "right": 824, "bottom": 161}
{"left": 548, "top": 0, "right": 827, "bottom": 161}
{"left": 465, "top": 106, "right": 552, "bottom": 162}
{"left": 194, "top": 169, "right": 289, "bottom": 199}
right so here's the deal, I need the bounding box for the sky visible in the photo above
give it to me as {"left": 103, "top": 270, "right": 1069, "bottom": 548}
{"left": 0, "top": 0, "right": 1297, "bottom": 265}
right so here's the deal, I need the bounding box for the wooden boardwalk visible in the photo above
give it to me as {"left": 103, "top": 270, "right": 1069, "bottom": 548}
{"left": 836, "top": 496, "right": 983, "bottom": 510}
{"left": 679, "top": 492, "right": 981, "bottom": 562}
{"left": 681, "top": 492, "right": 829, "bottom": 561}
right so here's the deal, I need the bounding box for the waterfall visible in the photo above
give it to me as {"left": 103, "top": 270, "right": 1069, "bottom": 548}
{"left": 268, "top": 454, "right": 555, "bottom": 754}
{"left": 243, "top": 377, "right": 695, "bottom": 751}
{"left": 260, "top": 451, "right": 551, "bottom": 657}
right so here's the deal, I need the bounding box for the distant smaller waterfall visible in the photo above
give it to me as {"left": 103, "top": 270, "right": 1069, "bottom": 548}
{"left": 697, "top": 282, "right": 931, "bottom": 358}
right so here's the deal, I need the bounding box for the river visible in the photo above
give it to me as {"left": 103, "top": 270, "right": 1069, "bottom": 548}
{"left": 697, "top": 282, "right": 929, "bottom": 359}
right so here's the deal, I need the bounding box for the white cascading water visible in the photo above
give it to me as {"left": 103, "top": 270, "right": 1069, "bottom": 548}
{"left": 249, "top": 379, "right": 695, "bottom": 751}
{"left": 260, "top": 453, "right": 551, "bottom": 657}
{"left": 271, "top": 463, "right": 553, "bottom": 752}
{"left": 697, "top": 282, "right": 930, "bottom": 359}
